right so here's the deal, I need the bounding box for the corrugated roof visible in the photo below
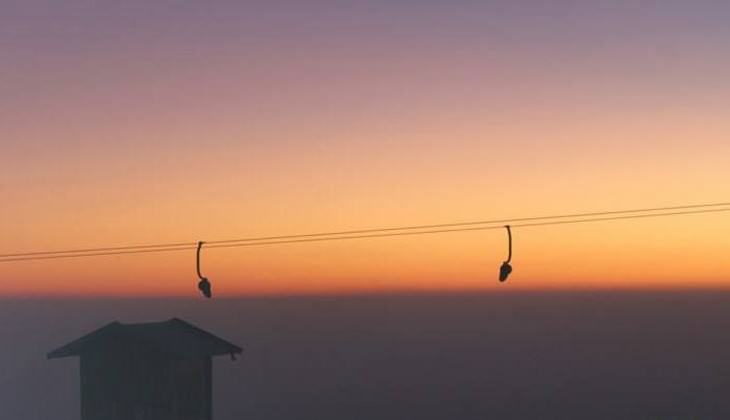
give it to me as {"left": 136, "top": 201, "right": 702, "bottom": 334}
{"left": 47, "top": 318, "right": 242, "bottom": 359}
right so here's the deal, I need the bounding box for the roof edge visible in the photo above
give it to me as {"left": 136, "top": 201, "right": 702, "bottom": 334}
{"left": 47, "top": 321, "right": 122, "bottom": 359}
{"left": 169, "top": 318, "right": 243, "bottom": 356}
{"left": 47, "top": 318, "right": 243, "bottom": 360}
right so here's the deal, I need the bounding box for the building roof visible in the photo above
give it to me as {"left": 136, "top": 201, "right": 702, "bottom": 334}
{"left": 47, "top": 318, "right": 243, "bottom": 359}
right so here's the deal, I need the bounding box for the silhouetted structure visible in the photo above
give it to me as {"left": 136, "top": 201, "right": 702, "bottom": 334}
{"left": 48, "top": 318, "right": 242, "bottom": 420}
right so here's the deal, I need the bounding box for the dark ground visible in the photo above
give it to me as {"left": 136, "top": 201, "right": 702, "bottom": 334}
{"left": 2, "top": 291, "right": 730, "bottom": 419}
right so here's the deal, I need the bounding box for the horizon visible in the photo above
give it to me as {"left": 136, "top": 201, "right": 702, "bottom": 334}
{"left": 6, "top": 284, "right": 730, "bottom": 300}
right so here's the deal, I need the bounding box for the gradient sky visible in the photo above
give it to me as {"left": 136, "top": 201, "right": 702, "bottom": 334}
{"left": 2, "top": 1, "right": 730, "bottom": 296}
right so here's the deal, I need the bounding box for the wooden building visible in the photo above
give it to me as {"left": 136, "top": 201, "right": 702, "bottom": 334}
{"left": 48, "top": 318, "right": 242, "bottom": 420}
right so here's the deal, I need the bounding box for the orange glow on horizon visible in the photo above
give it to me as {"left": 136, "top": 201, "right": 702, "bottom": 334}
{"left": 3, "top": 210, "right": 729, "bottom": 297}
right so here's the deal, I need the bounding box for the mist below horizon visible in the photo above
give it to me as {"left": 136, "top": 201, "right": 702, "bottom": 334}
{"left": 3, "top": 291, "right": 730, "bottom": 419}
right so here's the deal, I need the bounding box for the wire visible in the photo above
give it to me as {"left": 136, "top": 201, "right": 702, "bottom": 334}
{"left": 0, "top": 245, "right": 195, "bottom": 263}
{"left": 504, "top": 226, "right": 512, "bottom": 263}
{"left": 196, "top": 241, "right": 206, "bottom": 280}
{"left": 204, "top": 207, "right": 730, "bottom": 248}
{"left": 1, "top": 205, "right": 728, "bottom": 263}
{"left": 0, "top": 241, "right": 196, "bottom": 259}
{"left": 1, "top": 201, "right": 729, "bottom": 260}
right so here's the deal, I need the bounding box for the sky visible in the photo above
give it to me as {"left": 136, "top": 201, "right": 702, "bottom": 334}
{"left": 2, "top": 1, "right": 730, "bottom": 296}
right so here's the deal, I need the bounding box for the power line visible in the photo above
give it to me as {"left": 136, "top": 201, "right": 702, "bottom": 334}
{"left": 194, "top": 208, "right": 730, "bottom": 249}
{"left": 2, "top": 201, "right": 729, "bottom": 259}
{"left": 1, "top": 204, "right": 729, "bottom": 264}
{"left": 0, "top": 245, "right": 195, "bottom": 263}
{"left": 207, "top": 202, "right": 730, "bottom": 244}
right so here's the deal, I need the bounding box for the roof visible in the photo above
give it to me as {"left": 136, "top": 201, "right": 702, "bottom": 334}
{"left": 48, "top": 318, "right": 243, "bottom": 359}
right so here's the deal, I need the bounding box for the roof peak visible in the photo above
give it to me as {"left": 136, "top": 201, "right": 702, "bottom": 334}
{"left": 48, "top": 318, "right": 242, "bottom": 360}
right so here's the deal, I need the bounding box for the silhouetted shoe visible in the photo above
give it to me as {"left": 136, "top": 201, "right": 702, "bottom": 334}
{"left": 198, "top": 278, "right": 212, "bottom": 298}
{"left": 499, "top": 262, "right": 512, "bottom": 282}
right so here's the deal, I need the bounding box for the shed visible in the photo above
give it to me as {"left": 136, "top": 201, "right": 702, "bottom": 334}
{"left": 48, "top": 318, "right": 242, "bottom": 420}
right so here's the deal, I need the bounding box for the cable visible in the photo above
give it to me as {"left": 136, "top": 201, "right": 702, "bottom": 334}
{"left": 1, "top": 206, "right": 728, "bottom": 264}
{"left": 1, "top": 201, "right": 729, "bottom": 259}
{"left": 0, "top": 245, "right": 195, "bottom": 263}
{"left": 204, "top": 207, "right": 730, "bottom": 248}
{"left": 505, "top": 226, "right": 512, "bottom": 264}
{"left": 0, "top": 241, "right": 196, "bottom": 259}
{"left": 196, "top": 242, "right": 206, "bottom": 280}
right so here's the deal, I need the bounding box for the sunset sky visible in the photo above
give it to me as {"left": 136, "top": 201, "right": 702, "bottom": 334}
{"left": 2, "top": 1, "right": 730, "bottom": 296}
